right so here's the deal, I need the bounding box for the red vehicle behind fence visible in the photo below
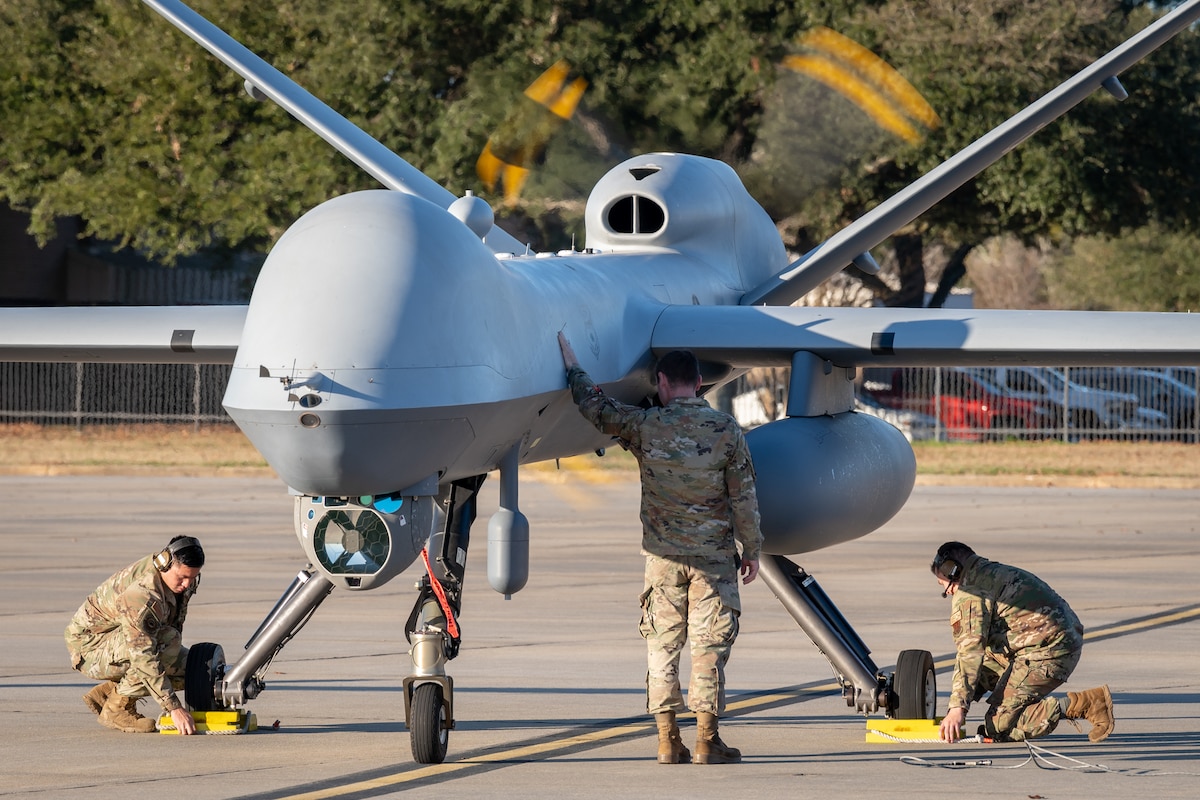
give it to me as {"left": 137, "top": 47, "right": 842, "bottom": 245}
{"left": 863, "top": 367, "right": 1055, "bottom": 441}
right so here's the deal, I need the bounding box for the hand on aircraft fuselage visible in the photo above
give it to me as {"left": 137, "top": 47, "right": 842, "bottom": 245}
{"left": 558, "top": 330, "right": 579, "bottom": 370}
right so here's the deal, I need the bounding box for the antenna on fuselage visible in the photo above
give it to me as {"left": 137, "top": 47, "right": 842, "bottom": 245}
{"left": 448, "top": 192, "right": 497, "bottom": 241}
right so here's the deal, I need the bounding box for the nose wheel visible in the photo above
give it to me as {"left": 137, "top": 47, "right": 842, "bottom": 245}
{"left": 408, "top": 681, "right": 451, "bottom": 764}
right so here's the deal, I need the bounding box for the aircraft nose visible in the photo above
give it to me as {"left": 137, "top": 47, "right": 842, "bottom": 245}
{"left": 228, "top": 408, "right": 476, "bottom": 496}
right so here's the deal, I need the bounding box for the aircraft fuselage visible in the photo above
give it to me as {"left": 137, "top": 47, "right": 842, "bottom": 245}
{"left": 225, "top": 154, "right": 790, "bottom": 497}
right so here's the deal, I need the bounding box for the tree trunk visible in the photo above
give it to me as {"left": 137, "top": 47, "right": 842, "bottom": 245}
{"left": 888, "top": 232, "right": 926, "bottom": 308}
{"left": 927, "top": 243, "right": 976, "bottom": 308}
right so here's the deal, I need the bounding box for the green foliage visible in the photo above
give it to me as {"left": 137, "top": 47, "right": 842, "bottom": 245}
{"left": 0, "top": 0, "right": 354, "bottom": 259}
{"left": 790, "top": 0, "right": 1183, "bottom": 245}
{"left": 1, "top": 0, "right": 1198, "bottom": 281}
{"left": 0, "top": 0, "right": 831, "bottom": 258}
{"left": 1044, "top": 223, "right": 1200, "bottom": 312}
{"left": 752, "top": 0, "right": 1200, "bottom": 309}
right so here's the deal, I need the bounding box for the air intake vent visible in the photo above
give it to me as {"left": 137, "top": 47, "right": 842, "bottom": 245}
{"left": 606, "top": 195, "right": 665, "bottom": 234}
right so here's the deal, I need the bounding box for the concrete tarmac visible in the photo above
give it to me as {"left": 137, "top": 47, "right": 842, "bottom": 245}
{"left": 2, "top": 473, "right": 1200, "bottom": 799}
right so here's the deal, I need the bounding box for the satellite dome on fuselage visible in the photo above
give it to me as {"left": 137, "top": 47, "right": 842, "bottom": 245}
{"left": 584, "top": 153, "right": 787, "bottom": 295}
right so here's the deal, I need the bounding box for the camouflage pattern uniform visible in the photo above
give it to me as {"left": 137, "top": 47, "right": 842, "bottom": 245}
{"left": 64, "top": 554, "right": 190, "bottom": 712}
{"left": 948, "top": 554, "right": 1083, "bottom": 741}
{"left": 567, "top": 366, "right": 763, "bottom": 715}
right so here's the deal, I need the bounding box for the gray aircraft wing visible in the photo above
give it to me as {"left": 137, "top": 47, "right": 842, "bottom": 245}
{"left": 741, "top": 0, "right": 1200, "bottom": 307}
{"left": 0, "top": 306, "right": 245, "bottom": 363}
{"left": 652, "top": 304, "right": 1200, "bottom": 369}
{"left": 141, "top": 0, "right": 525, "bottom": 255}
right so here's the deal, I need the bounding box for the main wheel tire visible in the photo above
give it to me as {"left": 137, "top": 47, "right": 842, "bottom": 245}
{"left": 185, "top": 642, "right": 225, "bottom": 711}
{"left": 894, "top": 649, "right": 937, "bottom": 719}
{"left": 410, "top": 682, "right": 449, "bottom": 764}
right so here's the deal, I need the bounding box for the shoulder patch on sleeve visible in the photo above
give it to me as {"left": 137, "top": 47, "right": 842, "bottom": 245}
{"left": 950, "top": 605, "right": 964, "bottom": 638}
{"left": 138, "top": 604, "right": 161, "bottom": 633}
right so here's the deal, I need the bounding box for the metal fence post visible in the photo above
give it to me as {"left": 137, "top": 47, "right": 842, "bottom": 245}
{"left": 193, "top": 363, "right": 202, "bottom": 432}
{"left": 73, "top": 362, "right": 83, "bottom": 430}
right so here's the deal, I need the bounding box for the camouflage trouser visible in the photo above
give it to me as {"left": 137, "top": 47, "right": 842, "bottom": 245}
{"left": 977, "top": 648, "right": 1080, "bottom": 741}
{"left": 638, "top": 554, "right": 740, "bottom": 715}
{"left": 68, "top": 631, "right": 188, "bottom": 700}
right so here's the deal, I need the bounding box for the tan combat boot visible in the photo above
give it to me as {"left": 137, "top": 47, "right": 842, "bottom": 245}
{"left": 98, "top": 691, "right": 158, "bottom": 733}
{"left": 1065, "top": 685, "right": 1115, "bottom": 743}
{"left": 655, "top": 711, "right": 691, "bottom": 764}
{"left": 82, "top": 681, "right": 115, "bottom": 715}
{"left": 693, "top": 711, "right": 741, "bottom": 764}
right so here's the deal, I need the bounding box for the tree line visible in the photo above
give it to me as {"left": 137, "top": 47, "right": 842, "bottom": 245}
{"left": 1, "top": 0, "right": 1197, "bottom": 310}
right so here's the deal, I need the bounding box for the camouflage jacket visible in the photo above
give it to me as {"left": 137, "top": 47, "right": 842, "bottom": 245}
{"left": 567, "top": 365, "right": 762, "bottom": 562}
{"left": 65, "top": 554, "right": 190, "bottom": 710}
{"left": 947, "top": 554, "right": 1084, "bottom": 710}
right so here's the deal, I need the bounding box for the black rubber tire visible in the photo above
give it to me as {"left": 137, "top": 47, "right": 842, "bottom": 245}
{"left": 894, "top": 649, "right": 937, "bottom": 719}
{"left": 410, "top": 682, "right": 449, "bottom": 764}
{"left": 185, "top": 642, "right": 225, "bottom": 712}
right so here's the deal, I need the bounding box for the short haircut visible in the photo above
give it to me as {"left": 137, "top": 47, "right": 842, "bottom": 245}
{"left": 931, "top": 541, "right": 975, "bottom": 578}
{"left": 655, "top": 350, "right": 700, "bottom": 387}
{"left": 169, "top": 535, "right": 206, "bottom": 569}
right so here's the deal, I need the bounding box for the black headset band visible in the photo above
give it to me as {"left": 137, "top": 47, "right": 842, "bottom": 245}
{"left": 168, "top": 536, "right": 202, "bottom": 555}
{"left": 154, "top": 536, "right": 202, "bottom": 571}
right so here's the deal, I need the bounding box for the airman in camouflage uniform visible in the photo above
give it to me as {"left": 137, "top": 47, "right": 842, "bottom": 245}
{"left": 559, "top": 333, "right": 762, "bottom": 765}
{"left": 65, "top": 536, "right": 205, "bottom": 734}
{"left": 932, "top": 541, "right": 1114, "bottom": 743}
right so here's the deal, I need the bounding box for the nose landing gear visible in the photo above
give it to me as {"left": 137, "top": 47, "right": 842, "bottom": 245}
{"left": 401, "top": 475, "right": 486, "bottom": 764}
{"left": 403, "top": 630, "right": 454, "bottom": 764}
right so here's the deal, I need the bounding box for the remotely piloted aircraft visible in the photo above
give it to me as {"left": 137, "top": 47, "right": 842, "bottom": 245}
{"left": 4, "top": 0, "right": 1200, "bottom": 763}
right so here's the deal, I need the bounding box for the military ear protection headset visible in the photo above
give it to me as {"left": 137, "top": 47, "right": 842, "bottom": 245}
{"left": 153, "top": 536, "right": 203, "bottom": 572}
{"left": 931, "top": 550, "right": 963, "bottom": 598}
{"left": 931, "top": 552, "right": 962, "bottom": 583}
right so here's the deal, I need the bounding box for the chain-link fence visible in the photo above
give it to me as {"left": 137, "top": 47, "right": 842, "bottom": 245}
{"left": 730, "top": 365, "right": 1200, "bottom": 443}
{"left": 0, "top": 362, "right": 232, "bottom": 427}
{"left": 4, "top": 361, "right": 1199, "bottom": 441}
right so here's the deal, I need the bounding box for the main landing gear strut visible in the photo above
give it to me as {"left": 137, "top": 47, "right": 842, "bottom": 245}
{"left": 184, "top": 566, "right": 337, "bottom": 714}
{"left": 759, "top": 554, "right": 937, "bottom": 720}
